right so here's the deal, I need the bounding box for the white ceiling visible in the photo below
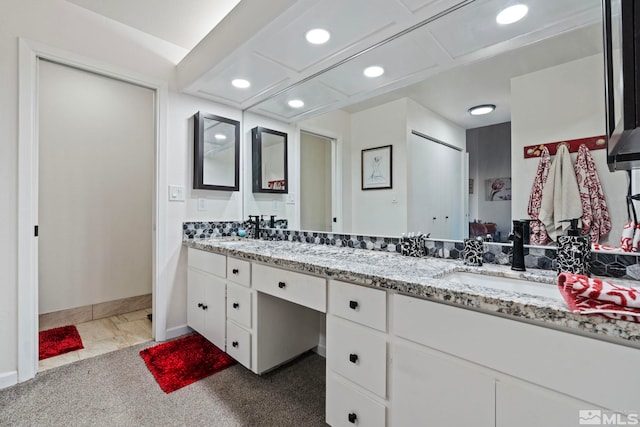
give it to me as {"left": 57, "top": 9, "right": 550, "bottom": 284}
{"left": 65, "top": 0, "right": 241, "bottom": 50}
{"left": 64, "top": 0, "right": 605, "bottom": 129}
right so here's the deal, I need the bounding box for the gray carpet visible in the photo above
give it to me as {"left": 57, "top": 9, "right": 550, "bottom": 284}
{"left": 0, "top": 340, "right": 327, "bottom": 427}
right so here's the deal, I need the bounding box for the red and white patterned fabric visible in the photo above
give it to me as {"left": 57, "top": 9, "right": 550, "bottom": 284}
{"left": 557, "top": 272, "right": 640, "bottom": 323}
{"left": 527, "top": 146, "right": 552, "bottom": 245}
{"left": 620, "top": 220, "right": 640, "bottom": 252}
{"left": 573, "top": 144, "right": 611, "bottom": 244}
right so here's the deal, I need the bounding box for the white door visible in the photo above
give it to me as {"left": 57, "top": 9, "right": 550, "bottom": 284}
{"left": 408, "top": 131, "right": 464, "bottom": 239}
{"left": 300, "top": 131, "right": 335, "bottom": 232}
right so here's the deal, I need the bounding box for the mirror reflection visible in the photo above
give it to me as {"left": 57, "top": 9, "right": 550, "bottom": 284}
{"left": 193, "top": 112, "right": 240, "bottom": 191}
{"left": 246, "top": 0, "right": 630, "bottom": 245}
{"left": 252, "top": 126, "right": 288, "bottom": 193}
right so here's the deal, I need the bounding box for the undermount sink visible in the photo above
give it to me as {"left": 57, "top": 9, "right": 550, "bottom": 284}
{"left": 442, "top": 271, "right": 561, "bottom": 299}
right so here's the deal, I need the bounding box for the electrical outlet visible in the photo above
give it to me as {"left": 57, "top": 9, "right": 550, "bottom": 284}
{"left": 197, "top": 198, "right": 206, "bottom": 211}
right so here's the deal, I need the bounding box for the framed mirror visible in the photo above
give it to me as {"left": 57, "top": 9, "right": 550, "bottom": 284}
{"left": 193, "top": 111, "right": 240, "bottom": 191}
{"left": 252, "top": 126, "right": 288, "bottom": 193}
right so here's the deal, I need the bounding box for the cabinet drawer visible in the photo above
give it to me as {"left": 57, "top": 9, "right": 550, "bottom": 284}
{"left": 252, "top": 263, "right": 326, "bottom": 312}
{"left": 227, "top": 283, "right": 252, "bottom": 329}
{"left": 329, "top": 280, "right": 386, "bottom": 331}
{"left": 327, "top": 316, "right": 387, "bottom": 398}
{"left": 227, "top": 257, "right": 251, "bottom": 287}
{"left": 226, "top": 321, "right": 251, "bottom": 369}
{"left": 326, "top": 373, "right": 386, "bottom": 427}
{"left": 188, "top": 248, "right": 226, "bottom": 277}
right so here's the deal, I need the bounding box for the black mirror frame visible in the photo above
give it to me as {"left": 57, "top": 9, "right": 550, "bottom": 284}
{"left": 252, "top": 126, "right": 288, "bottom": 194}
{"left": 193, "top": 111, "right": 240, "bottom": 191}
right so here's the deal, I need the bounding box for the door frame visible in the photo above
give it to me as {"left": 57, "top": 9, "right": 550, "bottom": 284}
{"left": 298, "top": 127, "right": 342, "bottom": 232}
{"left": 17, "top": 38, "right": 168, "bottom": 382}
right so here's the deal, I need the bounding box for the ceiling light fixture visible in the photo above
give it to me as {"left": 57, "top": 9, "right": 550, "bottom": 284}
{"left": 496, "top": 4, "right": 528, "bottom": 25}
{"left": 364, "top": 66, "right": 385, "bottom": 78}
{"left": 468, "top": 104, "right": 496, "bottom": 116}
{"left": 305, "top": 28, "right": 331, "bottom": 45}
{"left": 288, "top": 99, "right": 305, "bottom": 108}
{"left": 232, "top": 78, "right": 251, "bottom": 89}
{"left": 214, "top": 134, "right": 227, "bottom": 140}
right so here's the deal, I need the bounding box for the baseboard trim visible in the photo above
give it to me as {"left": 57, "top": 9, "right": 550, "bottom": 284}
{"left": 314, "top": 343, "right": 326, "bottom": 358}
{"left": 0, "top": 371, "right": 18, "bottom": 390}
{"left": 164, "top": 325, "right": 192, "bottom": 341}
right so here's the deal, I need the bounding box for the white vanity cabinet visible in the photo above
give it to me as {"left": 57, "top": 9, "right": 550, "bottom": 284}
{"left": 187, "top": 249, "right": 226, "bottom": 350}
{"left": 187, "top": 248, "right": 325, "bottom": 375}
{"left": 326, "top": 280, "right": 389, "bottom": 427}
{"left": 391, "top": 294, "right": 639, "bottom": 426}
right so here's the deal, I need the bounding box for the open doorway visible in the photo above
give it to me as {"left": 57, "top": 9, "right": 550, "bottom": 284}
{"left": 36, "top": 59, "right": 154, "bottom": 371}
{"left": 300, "top": 131, "right": 337, "bottom": 232}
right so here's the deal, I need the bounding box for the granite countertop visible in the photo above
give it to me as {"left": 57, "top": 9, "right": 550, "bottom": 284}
{"left": 183, "top": 238, "right": 640, "bottom": 347}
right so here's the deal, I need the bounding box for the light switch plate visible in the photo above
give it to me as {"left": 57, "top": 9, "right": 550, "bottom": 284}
{"left": 197, "top": 198, "right": 207, "bottom": 211}
{"left": 168, "top": 185, "right": 185, "bottom": 201}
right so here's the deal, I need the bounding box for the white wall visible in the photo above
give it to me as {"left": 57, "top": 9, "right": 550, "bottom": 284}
{"left": 351, "top": 99, "right": 408, "bottom": 235}
{"left": 0, "top": 0, "right": 243, "bottom": 384}
{"left": 511, "top": 54, "right": 627, "bottom": 245}
{"left": 38, "top": 60, "right": 154, "bottom": 314}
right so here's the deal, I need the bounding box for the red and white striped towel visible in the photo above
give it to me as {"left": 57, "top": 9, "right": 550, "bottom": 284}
{"left": 557, "top": 272, "right": 640, "bottom": 323}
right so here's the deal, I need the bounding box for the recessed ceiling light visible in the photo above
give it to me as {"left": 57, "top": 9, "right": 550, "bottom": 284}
{"left": 288, "top": 99, "right": 305, "bottom": 108}
{"left": 214, "top": 134, "right": 227, "bottom": 140}
{"left": 305, "top": 28, "right": 330, "bottom": 45}
{"left": 364, "top": 66, "right": 385, "bottom": 78}
{"left": 231, "top": 78, "right": 251, "bottom": 89}
{"left": 468, "top": 104, "right": 496, "bottom": 116}
{"left": 496, "top": 4, "right": 528, "bottom": 25}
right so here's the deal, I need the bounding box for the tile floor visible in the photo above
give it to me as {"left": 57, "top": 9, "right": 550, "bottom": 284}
{"left": 38, "top": 308, "right": 153, "bottom": 372}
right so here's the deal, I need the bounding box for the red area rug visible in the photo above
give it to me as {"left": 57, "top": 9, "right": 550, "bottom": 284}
{"left": 39, "top": 325, "right": 84, "bottom": 360}
{"left": 140, "top": 333, "right": 236, "bottom": 393}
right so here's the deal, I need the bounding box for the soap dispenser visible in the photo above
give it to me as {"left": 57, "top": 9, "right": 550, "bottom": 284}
{"left": 556, "top": 219, "right": 591, "bottom": 276}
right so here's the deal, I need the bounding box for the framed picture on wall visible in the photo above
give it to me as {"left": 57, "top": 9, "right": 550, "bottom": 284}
{"left": 362, "top": 145, "right": 392, "bottom": 190}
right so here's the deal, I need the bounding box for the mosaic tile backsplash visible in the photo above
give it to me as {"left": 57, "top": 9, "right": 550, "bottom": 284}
{"left": 182, "top": 221, "right": 640, "bottom": 280}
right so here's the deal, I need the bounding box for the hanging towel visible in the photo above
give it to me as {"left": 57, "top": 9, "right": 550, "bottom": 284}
{"left": 557, "top": 272, "right": 640, "bottom": 323}
{"left": 573, "top": 144, "right": 611, "bottom": 244}
{"left": 539, "top": 144, "right": 583, "bottom": 241}
{"left": 527, "top": 146, "right": 552, "bottom": 245}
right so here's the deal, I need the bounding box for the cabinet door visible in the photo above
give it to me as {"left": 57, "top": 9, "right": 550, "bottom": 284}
{"left": 496, "top": 379, "right": 598, "bottom": 427}
{"left": 187, "top": 268, "right": 207, "bottom": 336}
{"left": 187, "top": 267, "right": 226, "bottom": 349}
{"left": 392, "top": 341, "right": 495, "bottom": 427}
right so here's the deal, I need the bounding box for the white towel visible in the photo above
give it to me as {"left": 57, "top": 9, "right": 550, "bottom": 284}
{"left": 539, "top": 144, "right": 583, "bottom": 241}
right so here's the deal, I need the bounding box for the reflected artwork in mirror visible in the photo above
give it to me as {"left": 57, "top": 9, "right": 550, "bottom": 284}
{"left": 252, "top": 126, "right": 288, "bottom": 193}
{"left": 193, "top": 112, "right": 240, "bottom": 191}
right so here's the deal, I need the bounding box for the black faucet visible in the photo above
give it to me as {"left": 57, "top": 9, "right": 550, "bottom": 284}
{"left": 248, "top": 215, "right": 261, "bottom": 239}
{"left": 269, "top": 215, "right": 277, "bottom": 228}
{"left": 511, "top": 220, "right": 526, "bottom": 271}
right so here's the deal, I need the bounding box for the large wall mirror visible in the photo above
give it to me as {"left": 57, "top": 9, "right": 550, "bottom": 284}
{"left": 252, "top": 126, "right": 288, "bottom": 194}
{"left": 245, "top": 0, "right": 632, "bottom": 245}
{"left": 193, "top": 112, "right": 240, "bottom": 191}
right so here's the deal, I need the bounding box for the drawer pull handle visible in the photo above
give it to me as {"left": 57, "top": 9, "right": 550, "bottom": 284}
{"left": 349, "top": 353, "right": 358, "bottom": 364}
{"left": 348, "top": 413, "right": 357, "bottom": 423}
{"left": 202, "top": 304, "right": 208, "bottom": 310}
{"left": 232, "top": 302, "right": 239, "bottom": 309}
{"left": 232, "top": 268, "right": 239, "bottom": 275}
{"left": 349, "top": 300, "right": 358, "bottom": 310}
{"left": 232, "top": 341, "right": 239, "bottom": 348}
{"left": 278, "top": 281, "right": 286, "bottom": 289}
{"left": 197, "top": 303, "right": 203, "bottom": 308}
